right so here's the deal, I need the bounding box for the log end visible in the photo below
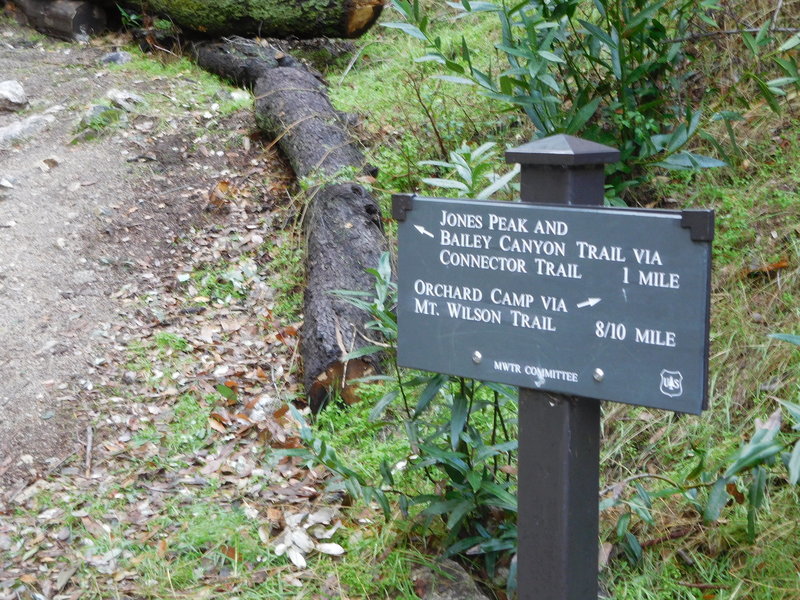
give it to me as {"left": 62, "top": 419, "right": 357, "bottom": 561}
{"left": 308, "top": 358, "right": 377, "bottom": 413}
{"left": 346, "top": 0, "right": 384, "bottom": 38}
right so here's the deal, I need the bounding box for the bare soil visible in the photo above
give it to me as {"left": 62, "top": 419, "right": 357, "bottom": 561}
{"left": 0, "top": 19, "right": 266, "bottom": 487}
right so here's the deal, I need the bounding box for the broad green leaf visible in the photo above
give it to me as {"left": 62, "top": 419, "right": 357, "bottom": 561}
{"left": 215, "top": 384, "right": 237, "bottom": 402}
{"left": 373, "top": 488, "right": 391, "bottom": 519}
{"left": 472, "top": 537, "right": 516, "bottom": 553}
{"left": 447, "top": 499, "right": 475, "bottom": 531}
{"left": 624, "top": 532, "right": 642, "bottom": 563}
{"left": 415, "top": 53, "right": 446, "bottom": 64}
{"left": 654, "top": 151, "right": 726, "bottom": 170}
{"left": 774, "top": 57, "right": 799, "bottom": 78}
{"left": 703, "top": 477, "right": 729, "bottom": 522}
{"left": 578, "top": 19, "right": 615, "bottom": 47}
{"left": 599, "top": 497, "right": 619, "bottom": 511}
{"left": 445, "top": 535, "right": 486, "bottom": 557}
{"left": 414, "top": 373, "right": 449, "bottom": 417}
{"left": 343, "top": 345, "right": 384, "bottom": 360}
{"left": 381, "top": 21, "right": 427, "bottom": 41}
{"left": 537, "top": 50, "right": 565, "bottom": 64}
{"left": 379, "top": 459, "right": 394, "bottom": 486}
{"left": 749, "top": 466, "right": 767, "bottom": 509}
{"left": 369, "top": 389, "right": 399, "bottom": 421}
{"left": 421, "top": 177, "right": 469, "bottom": 191}
{"left": 724, "top": 440, "right": 783, "bottom": 478}
{"left": 753, "top": 76, "right": 782, "bottom": 113}
{"left": 432, "top": 75, "right": 476, "bottom": 86}
{"left": 747, "top": 467, "right": 767, "bottom": 540}
{"left": 779, "top": 33, "right": 800, "bottom": 51}
{"left": 624, "top": 0, "right": 666, "bottom": 34}
{"left": 477, "top": 165, "right": 520, "bottom": 199}
{"left": 777, "top": 400, "right": 800, "bottom": 429}
{"left": 466, "top": 470, "right": 482, "bottom": 492}
{"left": 479, "top": 480, "right": 517, "bottom": 511}
{"left": 475, "top": 440, "right": 518, "bottom": 463}
{"left": 565, "top": 97, "right": 601, "bottom": 134}
{"left": 766, "top": 77, "right": 798, "bottom": 88}
{"left": 685, "top": 449, "right": 707, "bottom": 481}
{"left": 496, "top": 43, "right": 537, "bottom": 60}
{"left": 788, "top": 440, "right": 800, "bottom": 484}
{"left": 742, "top": 32, "right": 759, "bottom": 56}
{"left": 770, "top": 333, "right": 800, "bottom": 346}
{"left": 419, "top": 160, "right": 456, "bottom": 169}
{"left": 422, "top": 498, "right": 464, "bottom": 516}
{"left": 450, "top": 391, "right": 469, "bottom": 450}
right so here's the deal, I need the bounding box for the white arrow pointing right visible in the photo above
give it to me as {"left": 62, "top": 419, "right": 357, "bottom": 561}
{"left": 577, "top": 297, "right": 602, "bottom": 308}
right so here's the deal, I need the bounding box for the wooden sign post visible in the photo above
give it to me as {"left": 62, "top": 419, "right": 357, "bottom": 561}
{"left": 392, "top": 135, "right": 714, "bottom": 599}
{"left": 512, "top": 136, "right": 618, "bottom": 600}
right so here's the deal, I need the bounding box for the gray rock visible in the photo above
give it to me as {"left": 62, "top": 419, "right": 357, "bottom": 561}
{"left": 0, "top": 114, "right": 55, "bottom": 146}
{"left": 100, "top": 51, "right": 132, "bottom": 65}
{"left": 105, "top": 88, "right": 144, "bottom": 112}
{"left": 0, "top": 80, "right": 27, "bottom": 112}
{"left": 77, "top": 105, "right": 124, "bottom": 137}
{"left": 411, "top": 559, "right": 490, "bottom": 600}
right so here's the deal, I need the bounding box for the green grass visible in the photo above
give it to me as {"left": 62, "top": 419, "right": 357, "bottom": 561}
{"left": 260, "top": 233, "right": 305, "bottom": 323}
{"left": 326, "top": 7, "right": 525, "bottom": 210}
{"left": 107, "top": 50, "right": 252, "bottom": 118}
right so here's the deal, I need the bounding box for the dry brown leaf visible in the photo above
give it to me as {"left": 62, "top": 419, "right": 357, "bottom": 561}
{"left": 208, "top": 416, "right": 228, "bottom": 434}
{"left": 219, "top": 544, "right": 242, "bottom": 562}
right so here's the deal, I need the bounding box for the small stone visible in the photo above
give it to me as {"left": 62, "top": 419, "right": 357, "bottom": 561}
{"left": 100, "top": 51, "right": 132, "bottom": 65}
{"left": 0, "top": 80, "right": 27, "bottom": 112}
{"left": 55, "top": 238, "right": 67, "bottom": 249}
{"left": 122, "top": 371, "right": 137, "bottom": 384}
{"left": 106, "top": 88, "right": 144, "bottom": 112}
{"left": 411, "top": 559, "right": 490, "bottom": 600}
{"left": 0, "top": 114, "right": 56, "bottom": 146}
{"left": 20, "top": 454, "right": 34, "bottom": 465}
{"left": 0, "top": 178, "right": 15, "bottom": 188}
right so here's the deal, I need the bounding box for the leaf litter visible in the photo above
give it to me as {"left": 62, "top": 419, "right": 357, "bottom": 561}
{"left": 0, "top": 86, "right": 348, "bottom": 600}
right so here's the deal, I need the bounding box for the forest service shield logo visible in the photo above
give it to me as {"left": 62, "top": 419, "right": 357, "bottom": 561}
{"left": 659, "top": 370, "right": 683, "bottom": 397}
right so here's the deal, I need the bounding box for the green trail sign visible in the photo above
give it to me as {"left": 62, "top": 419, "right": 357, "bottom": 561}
{"left": 395, "top": 196, "right": 713, "bottom": 414}
{"left": 392, "top": 135, "right": 715, "bottom": 600}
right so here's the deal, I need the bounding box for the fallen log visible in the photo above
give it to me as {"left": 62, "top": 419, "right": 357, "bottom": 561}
{"left": 106, "top": 0, "right": 384, "bottom": 39}
{"left": 10, "top": 0, "right": 106, "bottom": 40}
{"left": 303, "top": 183, "right": 386, "bottom": 410}
{"left": 194, "top": 38, "right": 386, "bottom": 412}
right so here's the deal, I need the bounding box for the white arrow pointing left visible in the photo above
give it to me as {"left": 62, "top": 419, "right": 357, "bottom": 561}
{"left": 414, "top": 224, "right": 435, "bottom": 238}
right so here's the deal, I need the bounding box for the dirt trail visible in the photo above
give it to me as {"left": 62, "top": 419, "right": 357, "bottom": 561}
{"left": 0, "top": 20, "right": 247, "bottom": 484}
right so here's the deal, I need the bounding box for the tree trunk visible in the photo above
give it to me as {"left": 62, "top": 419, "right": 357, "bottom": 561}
{"left": 11, "top": 0, "right": 106, "bottom": 40}
{"left": 193, "top": 38, "right": 386, "bottom": 412}
{"left": 109, "top": 0, "right": 383, "bottom": 39}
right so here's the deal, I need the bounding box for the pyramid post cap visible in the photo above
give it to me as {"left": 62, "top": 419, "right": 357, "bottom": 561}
{"left": 506, "top": 134, "right": 620, "bottom": 166}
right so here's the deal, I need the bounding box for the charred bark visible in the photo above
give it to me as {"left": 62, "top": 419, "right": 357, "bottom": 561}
{"left": 303, "top": 183, "right": 386, "bottom": 411}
